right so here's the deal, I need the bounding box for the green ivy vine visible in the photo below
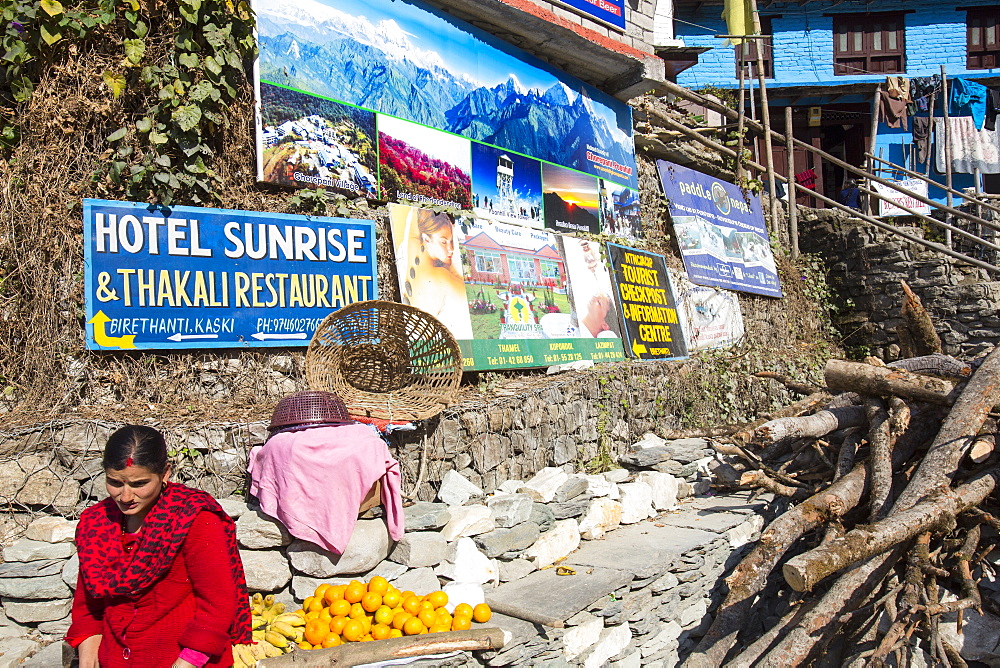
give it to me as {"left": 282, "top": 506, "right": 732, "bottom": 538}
{"left": 105, "top": 0, "right": 257, "bottom": 205}
{"left": 1, "top": 0, "right": 257, "bottom": 205}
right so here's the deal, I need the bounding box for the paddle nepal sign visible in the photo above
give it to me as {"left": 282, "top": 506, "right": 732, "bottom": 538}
{"left": 83, "top": 199, "right": 377, "bottom": 350}
{"left": 657, "top": 160, "right": 782, "bottom": 298}
{"left": 606, "top": 243, "right": 686, "bottom": 360}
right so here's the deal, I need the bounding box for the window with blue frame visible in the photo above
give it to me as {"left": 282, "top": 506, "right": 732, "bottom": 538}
{"left": 833, "top": 12, "right": 905, "bottom": 75}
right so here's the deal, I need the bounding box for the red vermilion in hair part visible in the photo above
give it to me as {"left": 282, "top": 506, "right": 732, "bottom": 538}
{"left": 125, "top": 456, "right": 133, "bottom": 467}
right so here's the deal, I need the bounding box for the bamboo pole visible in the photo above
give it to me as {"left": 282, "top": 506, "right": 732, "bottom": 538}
{"left": 866, "top": 84, "right": 881, "bottom": 217}
{"left": 942, "top": 65, "right": 953, "bottom": 248}
{"left": 785, "top": 105, "right": 798, "bottom": 258}
{"left": 749, "top": 0, "right": 778, "bottom": 231}
{"left": 736, "top": 52, "right": 746, "bottom": 183}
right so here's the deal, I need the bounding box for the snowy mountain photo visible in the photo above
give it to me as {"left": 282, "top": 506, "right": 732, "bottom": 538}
{"left": 253, "top": 0, "right": 638, "bottom": 190}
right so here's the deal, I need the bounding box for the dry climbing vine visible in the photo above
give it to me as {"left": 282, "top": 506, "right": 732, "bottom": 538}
{"left": 1, "top": 0, "right": 256, "bottom": 205}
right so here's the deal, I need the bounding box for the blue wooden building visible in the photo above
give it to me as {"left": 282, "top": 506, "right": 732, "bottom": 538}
{"left": 670, "top": 0, "right": 1000, "bottom": 202}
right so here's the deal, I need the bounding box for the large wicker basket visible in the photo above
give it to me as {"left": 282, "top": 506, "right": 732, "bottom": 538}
{"left": 305, "top": 300, "right": 463, "bottom": 420}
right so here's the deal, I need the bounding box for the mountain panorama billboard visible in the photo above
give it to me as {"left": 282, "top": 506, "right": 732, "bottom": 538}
{"left": 252, "top": 0, "right": 640, "bottom": 238}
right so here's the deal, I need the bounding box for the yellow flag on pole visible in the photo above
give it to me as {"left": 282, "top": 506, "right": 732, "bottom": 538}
{"left": 722, "top": 0, "right": 755, "bottom": 45}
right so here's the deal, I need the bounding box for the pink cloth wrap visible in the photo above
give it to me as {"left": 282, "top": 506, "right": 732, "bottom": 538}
{"left": 247, "top": 423, "right": 405, "bottom": 554}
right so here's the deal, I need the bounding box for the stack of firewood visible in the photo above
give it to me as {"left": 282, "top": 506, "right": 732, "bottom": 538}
{"left": 681, "top": 285, "right": 999, "bottom": 667}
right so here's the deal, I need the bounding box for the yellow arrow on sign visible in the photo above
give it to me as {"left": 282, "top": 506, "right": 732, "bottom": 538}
{"left": 88, "top": 311, "right": 137, "bottom": 349}
{"left": 632, "top": 339, "right": 647, "bottom": 356}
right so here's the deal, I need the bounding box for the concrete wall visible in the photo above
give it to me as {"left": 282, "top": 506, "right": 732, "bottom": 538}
{"left": 675, "top": 0, "right": 1000, "bottom": 89}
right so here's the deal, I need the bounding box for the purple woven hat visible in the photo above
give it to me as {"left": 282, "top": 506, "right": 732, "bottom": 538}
{"left": 268, "top": 391, "right": 352, "bottom": 433}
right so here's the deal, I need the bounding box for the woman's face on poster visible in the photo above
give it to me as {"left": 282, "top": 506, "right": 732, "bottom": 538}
{"left": 423, "top": 224, "right": 455, "bottom": 266}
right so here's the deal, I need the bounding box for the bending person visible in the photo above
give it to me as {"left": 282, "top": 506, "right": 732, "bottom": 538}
{"left": 67, "top": 425, "right": 251, "bottom": 667}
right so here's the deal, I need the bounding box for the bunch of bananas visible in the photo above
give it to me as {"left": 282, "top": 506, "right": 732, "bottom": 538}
{"left": 232, "top": 593, "right": 306, "bottom": 667}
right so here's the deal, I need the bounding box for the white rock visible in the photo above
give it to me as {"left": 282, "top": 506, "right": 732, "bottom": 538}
{"left": 631, "top": 432, "right": 667, "bottom": 450}
{"left": 604, "top": 469, "right": 630, "bottom": 484}
{"left": 3, "top": 599, "right": 72, "bottom": 624}
{"left": 438, "top": 470, "right": 483, "bottom": 506}
{"left": 240, "top": 549, "right": 292, "bottom": 592}
{"left": 235, "top": 510, "right": 291, "bottom": 549}
{"left": 61, "top": 554, "right": 78, "bottom": 589}
{"left": 389, "top": 532, "right": 448, "bottom": 568}
{"left": 24, "top": 517, "right": 77, "bottom": 544}
{"left": 578, "top": 498, "right": 623, "bottom": 540}
{"left": 939, "top": 606, "right": 1000, "bottom": 665}
{"left": 3, "top": 539, "right": 75, "bottom": 563}
{"left": 520, "top": 467, "right": 569, "bottom": 503}
{"left": 443, "top": 582, "right": 485, "bottom": 613}
{"left": 563, "top": 617, "right": 604, "bottom": 659}
{"left": 496, "top": 480, "right": 524, "bottom": 495}
{"left": 392, "top": 567, "right": 441, "bottom": 596}
{"left": 486, "top": 494, "right": 533, "bottom": 528}
{"left": 678, "top": 597, "right": 708, "bottom": 628}
{"left": 364, "top": 560, "right": 409, "bottom": 583}
{"left": 21, "top": 639, "right": 64, "bottom": 667}
{"left": 578, "top": 474, "right": 620, "bottom": 500}
{"left": 35, "top": 613, "right": 72, "bottom": 636}
{"left": 286, "top": 519, "right": 390, "bottom": 577}
{"left": 618, "top": 482, "right": 655, "bottom": 524}
{"left": 0, "top": 638, "right": 40, "bottom": 668}
{"left": 584, "top": 624, "right": 632, "bottom": 668}
{"left": 726, "top": 514, "right": 765, "bottom": 549}
{"left": 524, "top": 519, "right": 580, "bottom": 569}
{"left": 611, "top": 649, "right": 642, "bottom": 668}
{"left": 436, "top": 537, "right": 498, "bottom": 585}
{"left": 218, "top": 497, "right": 249, "bottom": 519}
{"left": 637, "top": 472, "right": 679, "bottom": 511}
{"left": 499, "top": 558, "right": 535, "bottom": 582}
{"left": 0, "top": 574, "right": 70, "bottom": 600}
{"left": 641, "top": 620, "right": 683, "bottom": 657}
{"left": 0, "top": 456, "right": 79, "bottom": 511}
{"left": 440, "top": 505, "right": 495, "bottom": 541}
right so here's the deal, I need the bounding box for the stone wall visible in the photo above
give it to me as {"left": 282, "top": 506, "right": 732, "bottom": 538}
{"left": 797, "top": 207, "right": 1000, "bottom": 360}
{"left": 0, "top": 435, "right": 769, "bottom": 668}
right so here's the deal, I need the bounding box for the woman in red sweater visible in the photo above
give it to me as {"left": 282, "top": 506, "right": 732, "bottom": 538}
{"left": 66, "top": 426, "right": 252, "bottom": 667}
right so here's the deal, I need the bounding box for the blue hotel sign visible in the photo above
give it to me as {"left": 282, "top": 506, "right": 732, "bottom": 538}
{"left": 553, "top": 0, "right": 626, "bottom": 30}
{"left": 83, "top": 199, "right": 378, "bottom": 350}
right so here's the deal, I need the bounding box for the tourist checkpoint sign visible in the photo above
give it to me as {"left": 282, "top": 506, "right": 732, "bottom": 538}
{"left": 606, "top": 243, "right": 686, "bottom": 360}
{"left": 83, "top": 199, "right": 377, "bottom": 350}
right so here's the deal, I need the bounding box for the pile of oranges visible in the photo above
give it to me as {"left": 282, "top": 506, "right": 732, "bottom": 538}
{"left": 295, "top": 576, "right": 493, "bottom": 649}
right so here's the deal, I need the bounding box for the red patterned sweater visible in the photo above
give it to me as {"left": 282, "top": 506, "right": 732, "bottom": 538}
{"left": 67, "top": 511, "right": 238, "bottom": 667}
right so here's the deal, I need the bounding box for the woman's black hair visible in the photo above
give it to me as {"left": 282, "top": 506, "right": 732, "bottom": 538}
{"left": 103, "top": 425, "right": 169, "bottom": 474}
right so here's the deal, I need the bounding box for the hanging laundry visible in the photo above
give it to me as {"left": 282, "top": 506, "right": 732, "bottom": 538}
{"left": 910, "top": 75, "right": 941, "bottom": 113}
{"left": 912, "top": 116, "right": 931, "bottom": 164}
{"left": 949, "top": 78, "right": 989, "bottom": 130}
{"left": 795, "top": 168, "right": 817, "bottom": 190}
{"left": 879, "top": 89, "right": 908, "bottom": 130}
{"left": 885, "top": 76, "right": 912, "bottom": 103}
{"left": 986, "top": 88, "right": 1000, "bottom": 132}
{"left": 934, "top": 117, "right": 1000, "bottom": 175}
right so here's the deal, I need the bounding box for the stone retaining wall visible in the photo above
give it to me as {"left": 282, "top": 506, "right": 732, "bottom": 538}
{"left": 0, "top": 434, "right": 769, "bottom": 667}
{"left": 797, "top": 208, "right": 1000, "bottom": 361}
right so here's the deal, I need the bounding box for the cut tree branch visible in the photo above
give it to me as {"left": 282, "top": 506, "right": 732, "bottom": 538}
{"left": 825, "top": 359, "right": 957, "bottom": 406}
{"left": 782, "top": 470, "right": 999, "bottom": 592}
{"left": 755, "top": 405, "right": 866, "bottom": 444}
